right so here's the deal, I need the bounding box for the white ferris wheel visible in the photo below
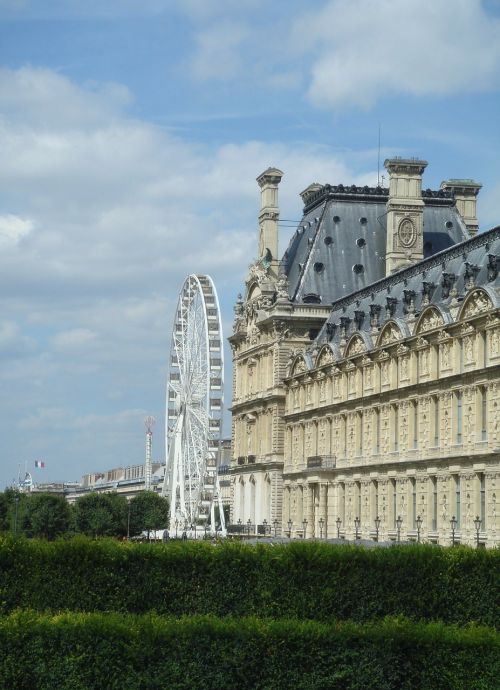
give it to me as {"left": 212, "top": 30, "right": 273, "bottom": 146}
{"left": 162, "top": 274, "right": 226, "bottom": 535}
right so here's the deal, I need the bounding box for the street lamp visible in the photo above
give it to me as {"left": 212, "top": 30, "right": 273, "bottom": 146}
{"left": 287, "top": 519, "right": 293, "bottom": 538}
{"left": 273, "top": 519, "right": 278, "bottom": 537}
{"left": 473, "top": 515, "right": 482, "bottom": 548}
{"left": 396, "top": 515, "right": 403, "bottom": 542}
{"left": 127, "top": 500, "right": 131, "bottom": 540}
{"left": 416, "top": 515, "right": 423, "bottom": 544}
{"left": 450, "top": 516, "right": 457, "bottom": 546}
{"left": 319, "top": 517, "right": 324, "bottom": 539}
{"left": 336, "top": 517, "right": 342, "bottom": 539}
{"left": 247, "top": 518, "right": 252, "bottom": 536}
{"left": 354, "top": 516, "right": 360, "bottom": 540}
{"left": 302, "top": 518, "right": 308, "bottom": 538}
{"left": 262, "top": 518, "right": 268, "bottom": 536}
{"left": 374, "top": 515, "right": 381, "bottom": 542}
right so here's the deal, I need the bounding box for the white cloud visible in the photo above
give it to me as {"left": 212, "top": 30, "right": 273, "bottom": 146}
{"left": 295, "top": 0, "right": 500, "bottom": 109}
{"left": 0, "top": 214, "right": 33, "bottom": 244}
{"left": 51, "top": 328, "right": 98, "bottom": 351}
{"left": 190, "top": 21, "right": 249, "bottom": 80}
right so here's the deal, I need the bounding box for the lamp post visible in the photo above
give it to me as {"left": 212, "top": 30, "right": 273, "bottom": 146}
{"left": 191, "top": 523, "right": 196, "bottom": 540}
{"left": 287, "top": 519, "right": 292, "bottom": 538}
{"left": 262, "top": 518, "right": 268, "bottom": 536}
{"left": 354, "top": 516, "right": 360, "bottom": 540}
{"left": 319, "top": 517, "right": 324, "bottom": 539}
{"left": 416, "top": 515, "right": 423, "bottom": 544}
{"left": 302, "top": 518, "right": 308, "bottom": 538}
{"left": 273, "top": 519, "right": 278, "bottom": 537}
{"left": 336, "top": 517, "right": 342, "bottom": 539}
{"left": 247, "top": 518, "right": 251, "bottom": 537}
{"left": 374, "top": 515, "right": 381, "bottom": 542}
{"left": 473, "top": 515, "right": 482, "bottom": 548}
{"left": 396, "top": 515, "right": 403, "bottom": 543}
{"left": 237, "top": 518, "right": 242, "bottom": 534}
{"left": 450, "top": 516, "right": 457, "bottom": 546}
{"left": 14, "top": 494, "right": 20, "bottom": 537}
{"left": 127, "top": 500, "right": 131, "bottom": 540}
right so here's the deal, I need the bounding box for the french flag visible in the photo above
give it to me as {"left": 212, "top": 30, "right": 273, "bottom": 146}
{"left": 34, "top": 460, "right": 45, "bottom": 468}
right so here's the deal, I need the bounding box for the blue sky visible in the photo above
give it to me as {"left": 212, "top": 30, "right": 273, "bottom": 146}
{"left": 1, "top": 0, "right": 500, "bottom": 487}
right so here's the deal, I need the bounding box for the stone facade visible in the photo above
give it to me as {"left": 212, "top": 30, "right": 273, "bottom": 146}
{"left": 229, "top": 159, "right": 499, "bottom": 546}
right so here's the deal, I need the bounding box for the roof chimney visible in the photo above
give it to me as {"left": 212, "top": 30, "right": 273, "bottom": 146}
{"left": 384, "top": 157, "right": 428, "bottom": 275}
{"left": 256, "top": 167, "right": 283, "bottom": 277}
{"left": 440, "top": 179, "right": 482, "bottom": 237}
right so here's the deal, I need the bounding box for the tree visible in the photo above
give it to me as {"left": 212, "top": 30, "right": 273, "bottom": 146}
{"left": 73, "top": 492, "right": 128, "bottom": 538}
{"left": 19, "top": 492, "right": 71, "bottom": 540}
{"left": 129, "top": 491, "right": 169, "bottom": 539}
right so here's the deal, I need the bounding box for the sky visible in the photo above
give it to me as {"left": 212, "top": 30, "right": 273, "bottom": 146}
{"left": 1, "top": 0, "right": 500, "bottom": 488}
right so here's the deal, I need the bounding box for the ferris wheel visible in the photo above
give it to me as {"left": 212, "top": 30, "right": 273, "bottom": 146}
{"left": 162, "top": 274, "right": 226, "bottom": 535}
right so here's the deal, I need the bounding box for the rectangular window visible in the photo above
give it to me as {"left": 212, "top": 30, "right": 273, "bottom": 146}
{"left": 456, "top": 391, "right": 463, "bottom": 444}
{"left": 393, "top": 405, "right": 399, "bottom": 452}
{"left": 413, "top": 400, "right": 418, "bottom": 449}
{"left": 339, "top": 482, "right": 346, "bottom": 522}
{"left": 431, "top": 476, "right": 438, "bottom": 531}
{"left": 372, "top": 479, "right": 379, "bottom": 519}
{"left": 483, "top": 331, "right": 488, "bottom": 368}
{"left": 480, "top": 474, "right": 486, "bottom": 530}
{"left": 455, "top": 475, "right": 461, "bottom": 529}
{"left": 355, "top": 481, "right": 361, "bottom": 521}
{"left": 433, "top": 396, "right": 440, "bottom": 447}
{"left": 357, "top": 412, "right": 363, "bottom": 456}
{"left": 411, "top": 477, "right": 417, "bottom": 529}
{"left": 376, "top": 408, "right": 381, "bottom": 454}
{"left": 459, "top": 339, "right": 464, "bottom": 374}
{"left": 481, "top": 387, "right": 488, "bottom": 441}
{"left": 392, "top": 479, "right": 397, "bottom": 529}
{"left": 343, "top": 415, "right": 347, "bottom": 455}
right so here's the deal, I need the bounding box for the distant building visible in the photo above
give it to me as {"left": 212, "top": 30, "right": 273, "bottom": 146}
{"left": 229, "top": 160, "right": 499, "bottom": 546}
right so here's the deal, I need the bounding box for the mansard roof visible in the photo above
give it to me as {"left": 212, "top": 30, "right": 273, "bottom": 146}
{"left": 315, "top": 225, "right": 500, "bottom": 351}
{"left": 281, "top": 184, "right": 468, "bottom": 305}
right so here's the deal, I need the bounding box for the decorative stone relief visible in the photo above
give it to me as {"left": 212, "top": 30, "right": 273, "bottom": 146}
{"left": 417, "top": 308, "right": 443, "bottom": 333}
{"left": 461, "top": 290, "right": 492, "bottom": 319}
{"left": 379, "top": 324, "right": 400, "bottom": 346}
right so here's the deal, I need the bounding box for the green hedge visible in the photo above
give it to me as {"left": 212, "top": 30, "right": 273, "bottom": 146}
{"left": 0, "top": 538, "right": 498, "bottom": 626}
{"left": 0, "top": 611, "right": 498, "bottom": 690}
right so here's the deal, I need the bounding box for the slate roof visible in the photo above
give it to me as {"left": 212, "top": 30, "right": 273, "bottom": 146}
{"left": 281, "top": 185, "right": 468, "bottom": 305}
{"left": 315, "top": 224, "right": 500, "bottom": 350}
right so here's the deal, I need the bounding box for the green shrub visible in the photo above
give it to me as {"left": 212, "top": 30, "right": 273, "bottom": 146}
{"left": 0, "top": 611, "right": 498, "bottom": 690}
{"left": 0, "top": 538, "right": 498, "bottom": 627}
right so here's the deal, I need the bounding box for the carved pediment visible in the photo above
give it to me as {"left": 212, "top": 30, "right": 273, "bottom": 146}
{"left": 459, "top": 289, "right": 493, "bottom": 320}
{"left": 415, "top": 307, "right": 444, "bottom": 334}
{"left": 345, "top": 334, "right": 367, "bottom": 357}
{"left": 377, "top": 322, "right": 402, "bottom": 347}
{"left": 316, "top": 345, "right": 335, "bottom": 367}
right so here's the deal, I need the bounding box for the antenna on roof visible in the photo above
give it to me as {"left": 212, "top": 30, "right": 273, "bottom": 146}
{"left": 377, "top": 123, "right": 381, "bottom": 187}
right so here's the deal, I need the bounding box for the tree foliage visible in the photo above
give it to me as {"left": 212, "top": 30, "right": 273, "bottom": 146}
{"left": 19, "top": 493, "right": 71, "bottom": 540}
{"left": 73, "top": 492, "right": 128, "bottom": 538}
{"left": 128, "top": 491, "right": 169, "bottom": 537}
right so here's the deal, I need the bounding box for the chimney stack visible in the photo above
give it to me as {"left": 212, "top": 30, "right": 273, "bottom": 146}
{"left": 384, "top": 157, "right": 427, "bottom": 275}
{"left": 256, "top": 167, "right": 283, "bottom": 277}
{"left": 440, "top": 179, "right": 481, "bottom": 237}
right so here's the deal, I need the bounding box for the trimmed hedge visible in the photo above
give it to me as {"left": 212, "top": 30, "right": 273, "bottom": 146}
{"left": 0, "top": 612, "right": 498, "bottom": 690}
{"left": 0, "top": 538, "right": 498, "bottom": 626}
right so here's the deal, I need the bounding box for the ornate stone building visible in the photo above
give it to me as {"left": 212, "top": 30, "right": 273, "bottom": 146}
{"left": 229, "top": 159, "right": 499, "bottom": 546}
